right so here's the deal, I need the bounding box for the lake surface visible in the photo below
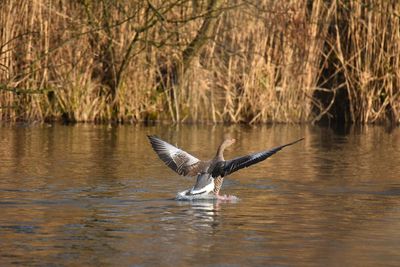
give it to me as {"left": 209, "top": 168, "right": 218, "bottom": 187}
{"left": 0, "top": 123, "right": 400, "bottom": 266}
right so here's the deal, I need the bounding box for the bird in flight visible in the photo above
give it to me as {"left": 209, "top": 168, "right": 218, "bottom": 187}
{"left": 148, "top": 135, "right": 303, "bottom": 200}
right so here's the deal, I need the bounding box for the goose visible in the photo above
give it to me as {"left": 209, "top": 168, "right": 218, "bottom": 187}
{"left": 147, "top": 135, "right": 303, "bottom": 200}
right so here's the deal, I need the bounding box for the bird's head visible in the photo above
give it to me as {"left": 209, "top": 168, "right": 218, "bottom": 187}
{"left": 223, "top": 138, "right": 236, "bottom": 148}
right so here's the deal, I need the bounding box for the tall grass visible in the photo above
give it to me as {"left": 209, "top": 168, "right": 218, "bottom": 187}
{"left": 325, "top": 1, "right": 400, "bottom": 124}
{"left": 0, "top": 0, "right": 399, "bottom": 124}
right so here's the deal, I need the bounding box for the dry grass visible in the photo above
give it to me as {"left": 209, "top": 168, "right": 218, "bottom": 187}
{"left": 331, "top": 1, "right": 400, "bottom": 123}
{"left": 0, "top": 0, "right": 399, "bottom": 124}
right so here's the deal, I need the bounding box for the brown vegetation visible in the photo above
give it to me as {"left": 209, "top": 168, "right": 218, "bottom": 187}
{"left": 0, "top": 0, "right": 399, "bottom": 124}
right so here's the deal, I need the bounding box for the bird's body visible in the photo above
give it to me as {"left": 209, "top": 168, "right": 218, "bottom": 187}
{"left": 148, "top": 135, "right": 303, "bottom": 200}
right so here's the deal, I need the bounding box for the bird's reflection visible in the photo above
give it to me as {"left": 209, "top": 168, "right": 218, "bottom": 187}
{"left": 175, "top": 198, "right": 238, "bottom": 230}
{"left": 178, "top": 200, "right": 221, "bottom": 229}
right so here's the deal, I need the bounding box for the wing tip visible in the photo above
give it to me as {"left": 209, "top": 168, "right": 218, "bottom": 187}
{"left": 294, "top": 137, "right": 304, "bottom": 143}
{"left": 147, "top": 135, "right": 162, "bottom": 145}
{"left": 281, "top": 137, "right": 304, "bottom": 148}
{"left": 147, "top": 135, "right": 164, "bottom": 152}
{"left": 271, "top": 137, "right": 305, "bottom": 150}
{"left": 294, "top": 137, "right": 305, "bottom": 143}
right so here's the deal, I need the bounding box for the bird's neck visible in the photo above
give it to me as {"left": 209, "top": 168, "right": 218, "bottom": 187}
{"left": 216, "top": 143, "right": 226, "bottom": 160}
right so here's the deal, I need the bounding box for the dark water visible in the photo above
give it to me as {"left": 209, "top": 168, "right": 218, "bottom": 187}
{"left": 1, "top": 123, "right": 400, "bottom": 266}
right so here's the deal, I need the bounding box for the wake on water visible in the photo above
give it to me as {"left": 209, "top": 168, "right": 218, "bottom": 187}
{"left": 175, "top": 189, "right": 239, "bottom": 201}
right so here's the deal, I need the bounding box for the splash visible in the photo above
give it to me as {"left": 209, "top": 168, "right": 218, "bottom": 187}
{"left": 175, "top": 189, "right": 239, "bottom": 202}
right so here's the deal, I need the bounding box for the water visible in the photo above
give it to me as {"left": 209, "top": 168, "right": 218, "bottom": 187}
{"left": 0, "top": 123, "right": 400, "bottom": 266}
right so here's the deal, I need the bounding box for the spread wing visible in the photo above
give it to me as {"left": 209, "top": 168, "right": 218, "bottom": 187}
{"left": 148, "top": 135, "right": 204, "bottom": 176}
{"left": 214, "top": 138, "right": 304, "bottom": 177}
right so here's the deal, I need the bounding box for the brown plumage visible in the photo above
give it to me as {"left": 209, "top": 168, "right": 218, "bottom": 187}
{"left": 148, "top": 135, "right": 303, "bottom": 197}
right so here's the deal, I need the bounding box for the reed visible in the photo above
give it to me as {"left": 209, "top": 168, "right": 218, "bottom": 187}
{"left": 0, "top": 0, "right": 399, "bottom": 124}
{"left": 336, "top": 1, "right": 400, "bottom": 123}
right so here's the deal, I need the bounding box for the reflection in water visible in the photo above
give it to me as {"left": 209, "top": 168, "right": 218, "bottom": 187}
{"left": 0, "top": 124, "right": 400, "bottom": 266}
{"left": 174, "top": 200, "right": 235, "bottom": 230}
